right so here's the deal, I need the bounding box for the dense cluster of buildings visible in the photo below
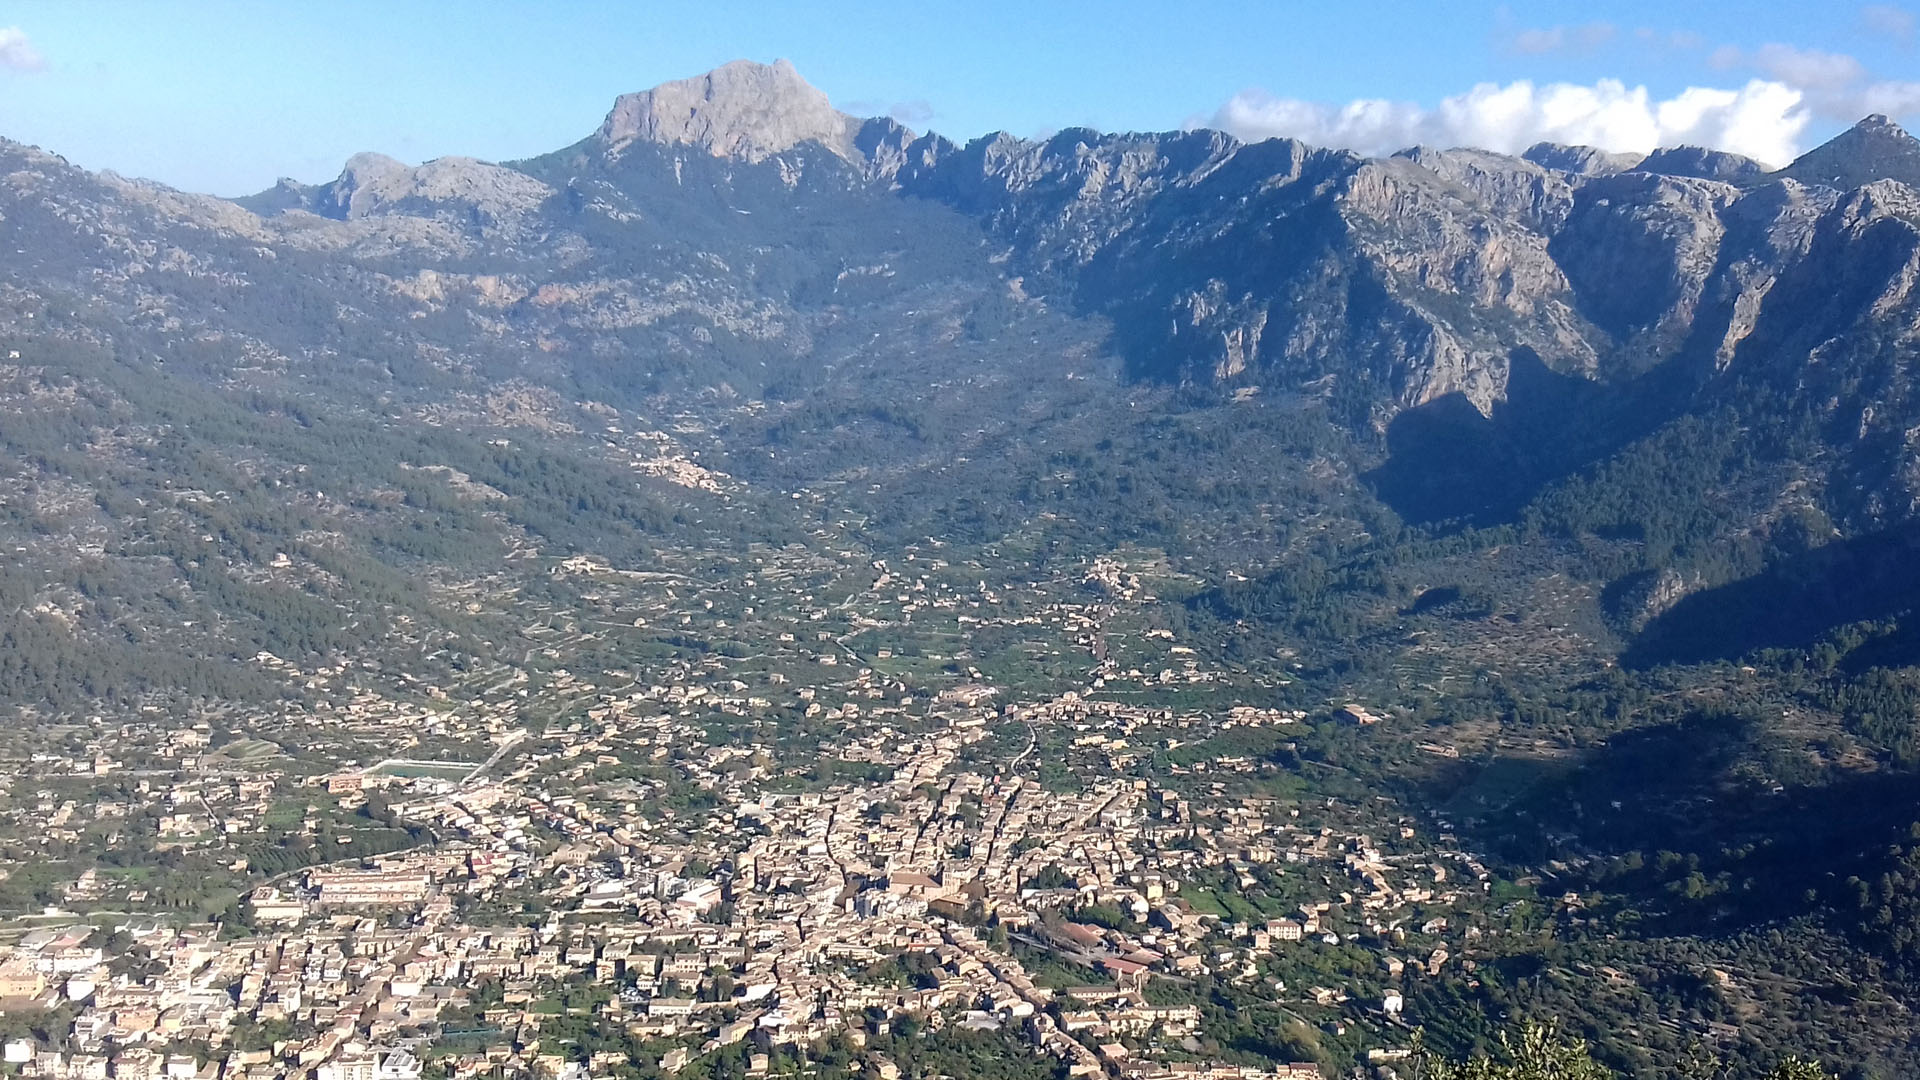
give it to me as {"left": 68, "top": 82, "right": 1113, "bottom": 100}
{"left": 0, "top": 548, "right": 1494, "bottom": 1080}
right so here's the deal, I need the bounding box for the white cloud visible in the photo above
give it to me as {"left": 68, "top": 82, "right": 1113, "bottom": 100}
{"left": 1861, "top": 80, "right": 1920, "bottom": 115}
{"left": 1203, "top": 16, "right": 1920, "bottom": 174}
{"left": 1208, "top": 78, "right": 1808, "bottom": 167}
{"left": 1508, "top": 22, "right": 1616, "bottom": 55}
{"left": 1862, "top": 4, "right": 1916, "bottom": 46}
{"left": 1713, "top": 41, "right": 1920, "bottom": 123}
{"left": 1634, "top": 27, "right": 1706, "bottom": 51}
{"left": 842, "top": 99, "right": 936, "bottom": 127}
{"left": 1744, "top": 44, "right": 1866, "bottom": 93}
{"left": 887, "top": 100, "right": 935, "bottom": 126}
{"left": 0, "top": 27, "right": 42, "bottom": 72}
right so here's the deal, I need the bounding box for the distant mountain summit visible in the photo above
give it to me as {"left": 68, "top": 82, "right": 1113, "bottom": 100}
{"left": 593, "top": 58, "right": 865, "bottom": 162}
{"left": 1521, "top": 142, "right": 1644, "bottom": 176}
{"left": 1776, "top": 114, "right": 1920, "bottom": 190}
{"left": 238, "top": 151, "right": 553, "bottom": 224}
{"left": 1517, "top": 142, "right": 1766, "bottom": 184}
{"left": 1637, "top": 145, "right": 1766, "bottom": 184}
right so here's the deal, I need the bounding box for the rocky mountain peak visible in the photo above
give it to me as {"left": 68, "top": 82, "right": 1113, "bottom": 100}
{"left": 1521, "top": 142, "right": 1645, "bottom": 176}
{"left": 235, "top": 150, "right": 554, "bottom": 232}
{"left": 1636, "top": 145, "right": 1766, "bottom": 184}
{"left": 595, "top": 58, "right": 862, "bottom": 163}
{"left": 329, "top": 152, "right": 412, "bottom": 212}
{"left": 1776, "top": 113, "right": 1920, "bottom": 191}
{"left": 1857, "top": 113, "right": 1912, "bottom": 136}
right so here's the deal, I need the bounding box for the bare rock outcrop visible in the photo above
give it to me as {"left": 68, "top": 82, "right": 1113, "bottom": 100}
{"left": 318, "top": 153, "right": 555, "bottom": 223}
{"left": 1522, "top": 142, "right": 1645, "bottom": 177}
{"left": 595, "top": 58, "right": 861, "bottom": 163}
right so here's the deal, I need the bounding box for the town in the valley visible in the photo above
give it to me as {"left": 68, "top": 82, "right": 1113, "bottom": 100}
{"left": 0, "top": 544, "right": 1522, "bottom": 1080}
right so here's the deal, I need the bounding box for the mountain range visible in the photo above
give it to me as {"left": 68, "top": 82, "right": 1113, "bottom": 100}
{"left": 245, "top": 63, "right": 1920, "bottom": 432}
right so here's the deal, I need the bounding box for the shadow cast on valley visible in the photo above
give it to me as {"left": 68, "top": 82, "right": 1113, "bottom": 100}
{"left": 1436, "top": 706, "right": 1920, "bottom": 933}
{"left": 1365, "top": 349, "right": 1677, "bottom": 527}
{"left": 1624, "top": 521, "right": 1920, "bottom": 669}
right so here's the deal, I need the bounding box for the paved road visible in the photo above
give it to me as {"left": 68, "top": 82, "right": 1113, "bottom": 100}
{"left": 462, "top": 730, "right": 528, "bottom": 785}
{"left": 1009, "top": 720, "right": 1038, "bottom": 767}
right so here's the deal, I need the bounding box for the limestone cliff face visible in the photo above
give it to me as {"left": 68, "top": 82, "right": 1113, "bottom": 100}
{"left": 1337, "top": 155, "right": 1596, "bottom": 409}
{"left": 595, "top": 59, "right": 861, "bottom": 163}
{"left": 1548, "top": 171, "right": 1740, "bottom": 365}
{"left": 1522, "top": 142, "right": 1645, "bottom": 176}
{"left": 888, "top": 127, "right": 1595, "bottom": 416}
{"left": 317, "top": 153, "right": 555, "bottom": 223}
{"left": 231, "top": 151, "right": 558, "bottom": 251}
{"left": 1393, "top": 147, "right": 1576, "bottom": 232}
{"left": 1636, "top": 146, "right": 1767, "bottom": 184}
{"left": 885, "top": 113, "right": 1920, "bottom": 425}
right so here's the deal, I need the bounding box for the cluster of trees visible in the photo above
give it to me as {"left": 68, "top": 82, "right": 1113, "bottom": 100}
{"left": 1814, "top": 665, "right": 1920, "bottom": 764}
{"left": 1844, "top": 823, "right": 1920, "bottom": 979}
{"left": 1412, "top": 1022, "right": 1833, "bottom": 1080}
{"left": 231, "top": 822, "right": 425, "bottom": 877}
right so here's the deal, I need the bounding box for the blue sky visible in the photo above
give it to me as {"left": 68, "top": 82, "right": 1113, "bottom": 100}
{"left": 0, "top": 1, "right": 1912, "bottom": 196}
